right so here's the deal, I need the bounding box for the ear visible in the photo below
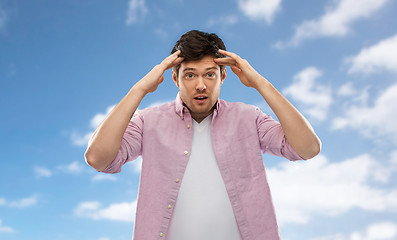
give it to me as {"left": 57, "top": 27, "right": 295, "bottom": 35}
{"left": 172, "top": 70, "right": 180, "bottom": 88}
{"left": 221, "top": 68, "right": 226, "bottom": 84}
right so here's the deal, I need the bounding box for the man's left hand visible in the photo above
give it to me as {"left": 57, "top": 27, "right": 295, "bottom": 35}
{"left": 214, "top": 49, "right": 266, "bottom": 90}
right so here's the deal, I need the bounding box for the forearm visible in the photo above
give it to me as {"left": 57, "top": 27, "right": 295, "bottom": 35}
{"left": 213, "top": 49, "right": 320, "bottom": 159}
{"left": 84, "top": 52, "right": 183, "bottom": 171}
{"left": 255, "top": 78, "right": 321, "bottom": 159}
{"left": 84, "top": 84, "right": 147, "bottom": 171}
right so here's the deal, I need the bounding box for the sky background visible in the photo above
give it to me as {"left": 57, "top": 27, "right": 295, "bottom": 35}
{"left": 1, "top": 0, "right": 397, "bottom": 239}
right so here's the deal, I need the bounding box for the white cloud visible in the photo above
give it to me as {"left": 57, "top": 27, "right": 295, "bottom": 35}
{"left": 283, "top": 67, "right": 332, "bottom": 121}
{"left": 126, "top": 0, "right": 148, "bottom": 25}
{"left": 391, "top": 151, "right": 397, "bottom": 170}
{"left": 0, "top": 219, "right": 14, "bottom": 233}
{"left": 337, "top": 83, "right": 370, "bottom": 107}
{"left": 90, "top": 105, "right": 115, "bottom": 129}
{"left": 74, "top": 200, "right": 137, "bottom": 222}
{"left": 275, "top": 0, "right": 389, "bottom": 48}
{"left": 0, "top": 195, "right": 38, "bottom": 209}
{"left": 207, "top": 15, "right": 239, "bottom": 27}
{"left": 268, "top": 153, "right": 397, "bottom": 225}
{"left": 70, "top": 131, "right": 93, "bottom": 147}
{"left": 347, "top": 34, "right": 397, "bottom": 74}
{"left": 34, "top": 161, "right": 86, "bottom": 178}
{"left": 238, "top": 0, "right": 281, "bottom": 24}
{"left": 98, "top": 238, "right": 111, "bottom": 240}
{"left": 337, "top": 82, "right": 356, "bottom": 97}
{"left": 365, "top": 222, "right": 397, "bottom": 239}
{"left": 34, "top": 166, "right": 52, "bottom": 178}
{"left": 154, "top": 28, "right": 168, "bottom": 39}
{"left": 312, "top": 221, "right": 397, "bottom": 240}
{"left": 57, "top": 161, "right": 85, "bottom": 174}
{"left": 9, "top": 195, "right": 38, "bottom": 208}
{"left": 91, "top": 174, "right": 117, "bottom": 182}
{"left": 332, "top": 84, "right": 397, "bottom": 144}
{"left": 0, "top": 4, "right": 8, "bottom": 31}
{"left": 70, "top": 105, "right": 115, "bottom": 147}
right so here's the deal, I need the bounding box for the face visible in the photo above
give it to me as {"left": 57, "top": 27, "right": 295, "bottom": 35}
{"left": 173, "top": 56, "right": 226, "bottom": 123}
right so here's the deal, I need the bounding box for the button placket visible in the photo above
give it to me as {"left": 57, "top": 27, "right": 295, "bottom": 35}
{"left": 158, "top": 109, "right": 192, "bottom": 240}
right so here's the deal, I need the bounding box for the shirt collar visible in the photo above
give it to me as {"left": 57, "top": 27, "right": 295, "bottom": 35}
{"left": 175, "top": 92, "right": 222, "bottom": 119}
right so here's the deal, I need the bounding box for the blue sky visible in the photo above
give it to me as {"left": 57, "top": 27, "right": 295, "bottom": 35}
{"left": 1, "top": 0, "right": 397, "bottom": 239}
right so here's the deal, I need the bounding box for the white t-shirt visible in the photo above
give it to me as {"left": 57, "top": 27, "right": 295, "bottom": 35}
{"left": 168, "top": 114, "right": 242, "bottom": 240}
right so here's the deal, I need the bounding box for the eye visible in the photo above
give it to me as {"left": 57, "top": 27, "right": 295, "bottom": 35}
{"left": 184, "top": 73, "right": 195, "bottom": 79}
{"left": 206, "top": 72, "right": 216, "bottom": 78}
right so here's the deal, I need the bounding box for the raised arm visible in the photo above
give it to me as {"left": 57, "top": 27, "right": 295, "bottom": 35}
{"left": 214, "top": 49, "right": 321, "bottom": 159}
{"left": 84, "top": 51, "right": 184, "bottom": 171}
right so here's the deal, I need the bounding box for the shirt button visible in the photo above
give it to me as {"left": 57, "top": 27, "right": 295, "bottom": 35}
{"left": 167, "top": 204, "right": 172, "bottom": 209}
{"left": 184, "top": 108, "right": 188, "bottom": 113}
{"left": 180, "top": 113, "right": 183, "bottom": 117}
{"left": 159, "top": 232, "right": 164, "bottom": 237}
{"left": 175, "top": 178, "right": 180, "bottom": 183}
{"left": 184, "top": 150, "right": 188, "bottom": 155}
{"left": 187, "top": 124, "right": 190, "bottom": 129}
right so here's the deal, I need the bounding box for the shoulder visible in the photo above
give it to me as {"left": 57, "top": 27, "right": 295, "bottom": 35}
{"left": 131, "top": 100, "right": 179, "bottom": 128}
{"left": 219, "top": 99, "right": 261, "bottom": 116}
{"left": 137, "top": 100, "right": 175, "bottom": 117}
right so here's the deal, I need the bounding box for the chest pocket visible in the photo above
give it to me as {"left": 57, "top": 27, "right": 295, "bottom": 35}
{"left": 228, "top": 134, "right": 265, "bottom": 178}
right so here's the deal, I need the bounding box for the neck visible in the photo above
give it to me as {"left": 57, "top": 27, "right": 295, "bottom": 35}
{"left": 190, "top": 104, "right": 216, "bottom": 123}
{"left": 191, "top": 111, "right": 212, "bottom": 123}
{"left": 183, "top": 102, "right": 217, "bottom": 123}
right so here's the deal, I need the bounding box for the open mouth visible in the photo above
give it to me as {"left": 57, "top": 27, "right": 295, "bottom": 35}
{"left": 194, "top": 96, "right": 208, "bottom": 100}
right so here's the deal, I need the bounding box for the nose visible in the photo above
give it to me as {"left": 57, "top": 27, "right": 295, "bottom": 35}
{"left": 195, "top": 77, "right": 207, "bottom": 91}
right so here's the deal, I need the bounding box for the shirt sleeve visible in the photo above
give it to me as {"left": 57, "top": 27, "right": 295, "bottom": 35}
{"left": 255, "top": 107, "right": 303, "bottom": 161}
{"left": 101, "top": 111, "right": 144, "bottom": 173}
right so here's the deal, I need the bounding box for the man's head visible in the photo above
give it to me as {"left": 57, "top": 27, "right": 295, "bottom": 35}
{"left": 171, "top": 30, "right": 227, "bottom": 77}
{"left": 171, "top": 30, "right": 227, "bottom": 122}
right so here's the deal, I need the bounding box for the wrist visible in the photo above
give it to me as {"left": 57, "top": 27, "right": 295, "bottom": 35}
{"left": 253, "top": 76, "right": 271, "bottom": 91}
{"left": 154, "top": 63, "right": 167, "bottom": 74}
{"left": 130, "top": 82, "right": 150, "bottom": 97}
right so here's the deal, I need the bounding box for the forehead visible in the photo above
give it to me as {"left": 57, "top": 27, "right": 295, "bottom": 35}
{"left": 179, "top": 56, "right": 220, "bottom": 72}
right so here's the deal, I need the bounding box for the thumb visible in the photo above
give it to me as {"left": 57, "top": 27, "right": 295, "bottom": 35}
{"left": 158, "top": 75, "right": 164, "bottom": 84}
{"left": 231, "top": 66, "right": 242, "bottom": 77}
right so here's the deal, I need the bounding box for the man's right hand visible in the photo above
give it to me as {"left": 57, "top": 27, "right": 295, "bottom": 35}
{"left": 136, "top": 50, "right": 184, "bottom": 94}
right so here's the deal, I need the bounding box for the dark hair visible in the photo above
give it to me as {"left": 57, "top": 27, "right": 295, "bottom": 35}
{"left": 171, "top": 30, "right": 226, "bottom": 76}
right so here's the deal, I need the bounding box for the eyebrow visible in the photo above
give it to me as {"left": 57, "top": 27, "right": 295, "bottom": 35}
{"left": 182, "top": 67, "right": 219, "bottom": 72}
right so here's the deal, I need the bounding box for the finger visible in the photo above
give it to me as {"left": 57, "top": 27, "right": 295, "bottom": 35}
{"left": 166, "top": 56, "right": 184, "bottom": 70}
{"left": 159, "top": 75, "right": 164, "bottom": 84}
{"left": 218, "top": 49, "right": 242, "bottom": 61}
{"left": 218, "top": 49, "right": 247, "bottom": 69}
{"left": 230, "top": 66, "right": 242, "bottom": 77}
{"left": 163, "top": 50, "right": 181, "bottom": 63}
{"left": 173, "top": 56, "right": 184, "bottom": 65}
{"left": 162, "top": 51, "right": 184, "bottom": 69}
{"left": 213, "top": 58, "right": 237, "bottom": 66}
{"left": 167, "top": 50, "right": 181, "bottom": 61}
{"left": 171, "top": 50, "right": 181, "bottom": 56}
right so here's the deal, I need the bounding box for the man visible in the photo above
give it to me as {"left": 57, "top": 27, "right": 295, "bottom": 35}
{"left": 85, "top": 30, "right": 321, "bottom": 240}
